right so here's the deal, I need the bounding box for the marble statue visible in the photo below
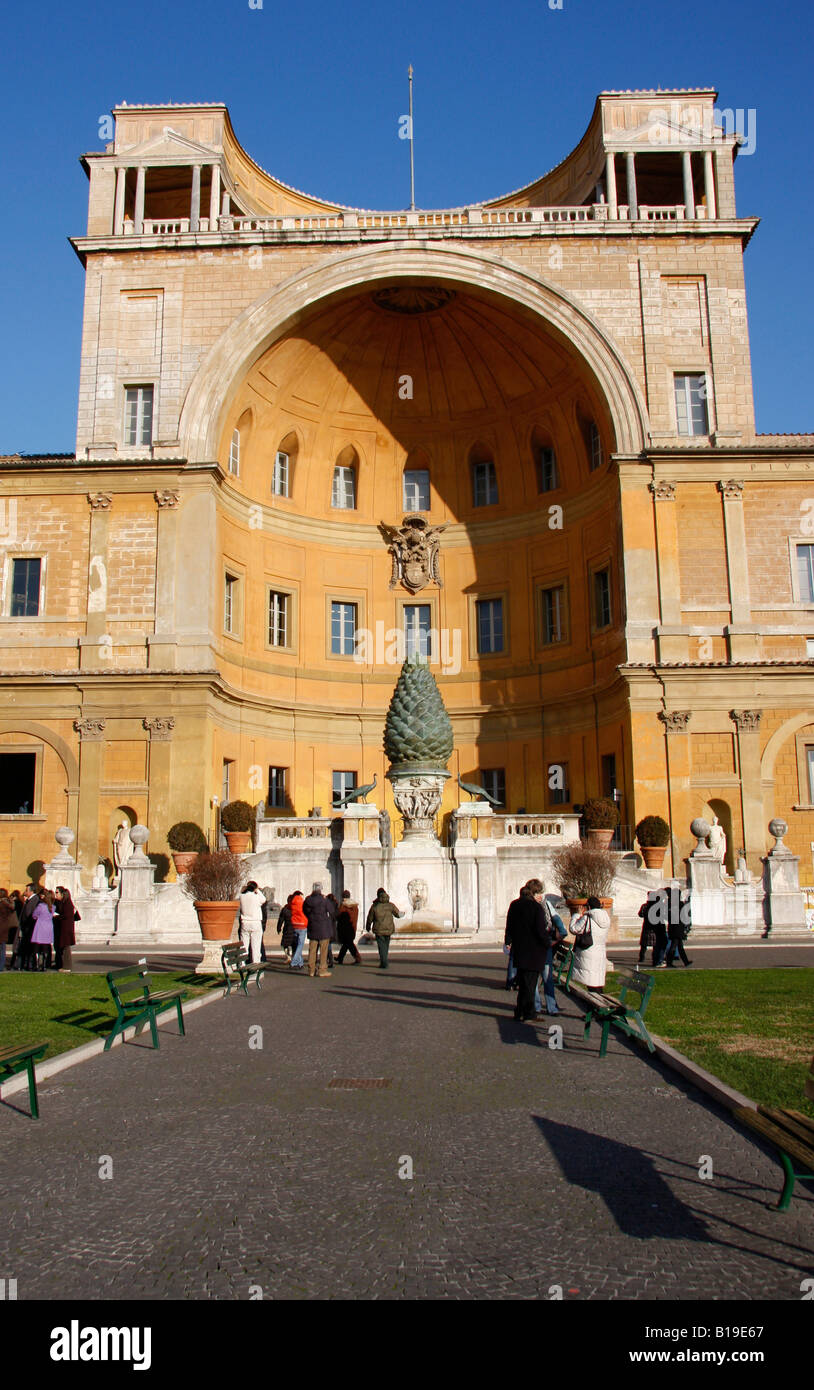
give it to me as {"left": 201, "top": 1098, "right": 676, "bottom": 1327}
{"left": 113, "top": 821, "right": 134, "bottom": 872}
{"left": 706, "top": 814, "right": 727, "bottom": 864}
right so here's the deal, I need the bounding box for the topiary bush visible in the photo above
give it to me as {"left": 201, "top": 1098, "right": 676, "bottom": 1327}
{"left": 181, "top": 850, "right": 245, "bottom": 902}
{"left": 220, "top": 800, "right": 254, "bottom": 833}
{"left": 582, "top": 796, "right": 620, "bottom": 830}
{"left": 167, "top": 821, "right": 207, "bottom": 853}
{"left": 635, "top": 814, "right": 670, "bottom": 847}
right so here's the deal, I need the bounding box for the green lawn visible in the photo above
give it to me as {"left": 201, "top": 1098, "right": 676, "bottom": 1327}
{"left": 607, "top": 968, "right": 814, "bottom": 1118}
{"left": 0, "top": 970, "right": 222, "bottom": 1061}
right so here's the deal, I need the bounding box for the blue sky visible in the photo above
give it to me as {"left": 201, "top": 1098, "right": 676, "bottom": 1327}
{"left": 1, "top": 0, "right": 812, "bottom": 450}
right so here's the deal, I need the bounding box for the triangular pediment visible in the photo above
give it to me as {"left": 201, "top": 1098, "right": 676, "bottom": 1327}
{"left": 116, "top": 127, "right": 218, "bottom": 160}
{"left": 612, "top": 113, "right": 719, "bottom": 149}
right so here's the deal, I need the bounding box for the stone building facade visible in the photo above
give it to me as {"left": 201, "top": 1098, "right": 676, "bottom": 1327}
{"left": 1, "top": 89, "right": 813, "bottom": 888}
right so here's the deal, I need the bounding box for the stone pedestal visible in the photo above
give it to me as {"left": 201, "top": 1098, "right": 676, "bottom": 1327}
{"left": 342, "top": 803, "right": 381, "bottom": 845}
{"left": 44, "top": 827, "right": 83, "bottom": 896}
{"left": 763, "top": 819, "right": 806, "bottom": 931}
{"left": 114, "top": 827, "right": 156, "bottom": 937}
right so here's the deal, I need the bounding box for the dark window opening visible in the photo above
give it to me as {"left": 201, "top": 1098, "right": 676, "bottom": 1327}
{"left": 0, "top": 753, "right": 36, "bottom": 814}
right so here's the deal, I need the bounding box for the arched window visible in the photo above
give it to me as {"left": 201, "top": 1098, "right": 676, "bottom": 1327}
{"left": 469, "top": 442, "right": 498, "bottom": 508}
{"left": 273, "top": 431, "right": 298, "bottom": 498}
{"left": 229, "top": 428, "right": 240, "bottom": 475}
{"left": 403, "top": 449, "right": 431, "bottom": 512}
{"left": 578, "top": 411, "right": 604, "bottom": 472}
{"left": 332, "top": 445, "right": 358, "bottom": 510}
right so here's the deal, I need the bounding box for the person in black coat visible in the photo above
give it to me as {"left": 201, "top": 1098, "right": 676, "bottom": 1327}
{"left": 504, "top": 878, "right": 555, "bottom": 1022}
{"left": 302, "top": 886, "right": 337, "bottom": 978}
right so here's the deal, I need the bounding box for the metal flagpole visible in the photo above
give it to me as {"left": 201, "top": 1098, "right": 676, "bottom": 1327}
{"left": 408, "top": 65, "right": 415, "bottom": 211}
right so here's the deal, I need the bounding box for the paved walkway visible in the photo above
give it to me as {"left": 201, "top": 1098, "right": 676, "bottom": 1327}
{"left": 1, "top": 953, "right": 811, "bottom": 1300}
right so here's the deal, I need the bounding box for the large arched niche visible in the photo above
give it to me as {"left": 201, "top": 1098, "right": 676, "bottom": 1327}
{"left": 179, "top": 245, "right": 649, "bottom": 465}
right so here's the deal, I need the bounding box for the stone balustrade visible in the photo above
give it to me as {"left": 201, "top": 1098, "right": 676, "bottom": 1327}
{"left": 257, "top": 816, "right": 333, "bottom": 841}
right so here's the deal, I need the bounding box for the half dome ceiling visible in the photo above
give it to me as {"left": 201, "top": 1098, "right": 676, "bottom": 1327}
{"left": 243, "top": 285, "right": 605, "bottom": 433}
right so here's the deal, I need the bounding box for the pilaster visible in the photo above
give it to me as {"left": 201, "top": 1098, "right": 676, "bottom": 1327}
{"left": 74, "top": 717, "right": 106, "bottom": 870}
{"left": 730, "top": 710, "right": 764, "bottom": 871}
{"left": 658, "top": 710, "right": 692, "bottom": 876}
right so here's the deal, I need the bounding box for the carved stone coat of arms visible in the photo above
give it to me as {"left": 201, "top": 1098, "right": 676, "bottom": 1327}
{"left": 379, "top": 516, "right": 447, "bottom": 593}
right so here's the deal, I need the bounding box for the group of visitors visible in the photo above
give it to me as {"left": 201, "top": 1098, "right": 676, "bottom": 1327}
{"left": 237, "top": 882, "right": 404, "bottom": 975}
{"left": 504, "top": 880, "right": 611, "bottom": 1022}
{"left": 637, "top": 885, "right": 693, "bottom": 968}
{"left": 0, "top": 884, "right": 79, "bottom": 973}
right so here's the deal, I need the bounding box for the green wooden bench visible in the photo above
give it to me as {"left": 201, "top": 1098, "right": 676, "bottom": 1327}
{"left": 551, "top": 941, "right": 575, "bottom": 992}
{"left": 581, "top": 968, "right": 656, "bottom": 1059}
{"left": 0, "top": 1041, "right": 49, "bottom": 1119}
{"left": 221, "top": 942, "right": 274, "bottom": 996}
{"left": 733, "top": 1104, "right": 814, "bottom": 1211}
{"left": 104, "top": 966, "right": 188, "bottom": 1051}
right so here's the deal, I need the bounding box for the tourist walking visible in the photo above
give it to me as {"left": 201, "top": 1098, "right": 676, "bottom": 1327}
{"left": 365, "top": 888, "right": 403, "bottom": 969}
{"left": 569, "top": 895, "right": 611, "bottom": 991}
{"left": 53, "top": 886, "right": 79, "bottom": 972}
{"left": 30, "top": 889, "right": 55, "bottom": 971}
{"left": 277, "top": 894, "right": 296, "bottom": 959}
{"left": 288, "top": 891, "right": 307, "bottom": 970}
{"left": 238, "top": 880, "right": 266, "bottom": 963}
{"left": 336, "top": 890, "right": 361, "bottom": 964}
{"left": 665, "top": 886, "right": 693, "bottom": 967}
{"left": 17, "top": 885, "right": 38, "bottom": 971}
{"left": 7, "top": 890, "right": 23, "bottom": 970}
{"left": 303, "top": 884, "right": 337, "bottom": 977}
{"left": 326, "top": 891, "right": 339, "bottom": 969}
{"left": 541, "top": 895, "right": 568, "bottom": 1015}
{"left": 504, "top": 878, "right": 554, "bottom": 1021}
{"left": 637, "top": 888, "right": 668, "bottom": 967}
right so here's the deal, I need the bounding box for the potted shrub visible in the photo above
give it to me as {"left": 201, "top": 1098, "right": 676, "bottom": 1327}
{"left": 220, "top": 799, "right": 254, "bottom": 853}
{"left": 181, "top": 849, "right": 244, "bottom": 940}
{"left": 582, "top": 796, "right": 620, "bottom": 848}
{"left": 551, "top": 840, "right": 616, "bottom": 916}
{"left": 635, "top": 814, "right": 670, "bottom": 870}
{"left": 167, "top": 821, "right": 207, "bottom": 876}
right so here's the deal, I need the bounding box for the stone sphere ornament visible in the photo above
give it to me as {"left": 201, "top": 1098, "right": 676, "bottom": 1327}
{"left": 55, "top": 826, "right": 75, "bottom": 850}
{"left": 690, "top": 817, "right": 711, "bottom": 851}
{"left": 129, "top": 825, "right": 150, "bottom": 858}
{"left": 768, "top": 818, "right": 789, "bottom": 852}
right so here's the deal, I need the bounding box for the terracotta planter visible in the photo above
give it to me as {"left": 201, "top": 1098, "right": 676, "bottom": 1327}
{"left": 640, "top": 845, "right": 668, "bottom": 870}
{"left": 171, "top": 851, "right": 200, "bottom": 876}
{"left": 586, "top": 828, "right": 615, "bottom": 849}
{"left": 223, "top": 831, "right": 252, "bottom": 854}
{"left": 193, "top": 901, "right": 239, "bottom": 940}
{"left": 565, "top": 898, "right": 587, "bottom": 916}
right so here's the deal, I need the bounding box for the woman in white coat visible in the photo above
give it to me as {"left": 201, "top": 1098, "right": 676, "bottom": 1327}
{"left": 569, "top": 894, "right": 611, "bottom": 990}
{"left": 238, "top": 880, "right": 266, "bottom": 963}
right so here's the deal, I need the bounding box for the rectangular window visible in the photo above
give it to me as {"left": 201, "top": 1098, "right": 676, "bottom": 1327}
{"left": 589, "top": 423, "right": 603, "bottom": 471}
{"left": 593, "top": 568, "right": 612, "bottom": 629}
{"left": 403, "top": 469, "right": 430, "bottom": 512}
{"left": 807, "top": 638, "right": 814, "bottom": 658}
{"left": 124, "top": 385, "right": 154, "bottom": 447}
{"left": 476, "top": 597, "right": 504, "bottom": 654}
{"left": 229, "top": 429, "right": 240, "bottom": 475}
{"left": 538, "top": 448, "right": 558, "bottom": 493}
{"left": 332, "top": 770, "right": 357, "bottom": 805}
{"left": 480, "top": 768, "right": 505, "bottom": 806}
{"left": 332, "top": 466, "right": 356, "bottom": 509}
{"left": 221, "top": 758, "right": 234, "bottom": 806}
{"left": 674, "top": 373, "right": 709, "bottom": 436}
{"left": 268, "top": 590, "right": 289, "bottom": 647}
{"left": 268, "top": 766, "right": 287, "bottom": 809}
{"left": 601, "top": 753, "right": 617, "bottom": 801}
{"left": 404, "top": 603, "right": 432, "bottom": 660}
{"left": 223, "top": 573, "right": 238, "bottom": 634}
{"left": 472, "top": 461, "right": 498, "bottom": 507}
{"left": 331, "top": 600, "right": 358, "bottom": 655}
{"left": 273, "top": 451, "right": 289, "bottom": 497}
{"left": 548, "top": 760, "right": 570, "bottom": 806}
{"left": 0, "top": 752, "right": 36, "bottom": 814}
{"left": 808, "top": 746, "right": 814, "bottom": 802}
{"left": 10, "top": 558, "right": 41, "bottom": 617}
{"left": 797, "top": 544, "right": 814, "bottom": 603}
{"left": 541, "top": 584, "right": 565, "bottom": 645}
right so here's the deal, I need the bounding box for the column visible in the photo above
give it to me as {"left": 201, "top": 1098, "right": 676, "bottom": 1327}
{"left": 134, "top": 165, "right": 146, "bottom": 233}
{"left": 703, "top": 150, "right": 717, "bottom": 219}
{"left": 649, "top": 482, "right": 681, "bottom": 626}
{"left": 730, "top": 711, "right": 764, "bottom": 874}
{"left": 113, "top": 166, "right": 126, "bottom": 235}
{"left": 190, "top": 163, "right": 201, "bottom": 232}
{"left": 149, "top": 490, "right": 180, "bottom": 670}
{"left": 74, "top": 718, "right": 106, "bottom": 873}
{"left": 221, "top": 191, "right": 230, "bottom": 216}
{"left": 625, "top": 152, "right": 638, "bottom": 219}
{"left": 683, "top": 150, "right": 695, "bottom": 219}
{"left": 658, "top": 711, "right": 692, "bottom": 877}
{"left": 717, "top": 481, "right": 754, "bottom": 656}
{"left": 80, "top": 493, "right": 113, "bottom": 671}
{"left": 605, "top": 151, "right": 617, "bottom": 219}
{"left": 209, "top": 164, "right": 221, "bottom": 226}
{"left": 144, "top": 718, "right": 175, "bottom": 847}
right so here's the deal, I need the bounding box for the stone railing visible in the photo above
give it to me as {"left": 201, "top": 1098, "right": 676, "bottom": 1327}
{"left": 258, "top": 817, "right": 332, "bottom": 840}
{"left": 125, "top": 204, "right": 715, "bottom": 240}
{"left": 496, "top": 816, "right": 567, "bottom": 838}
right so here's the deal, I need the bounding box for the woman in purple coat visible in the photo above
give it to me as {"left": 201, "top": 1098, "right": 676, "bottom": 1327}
{"left": 30, "top": 889, "right": 55, "bottom": 971}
